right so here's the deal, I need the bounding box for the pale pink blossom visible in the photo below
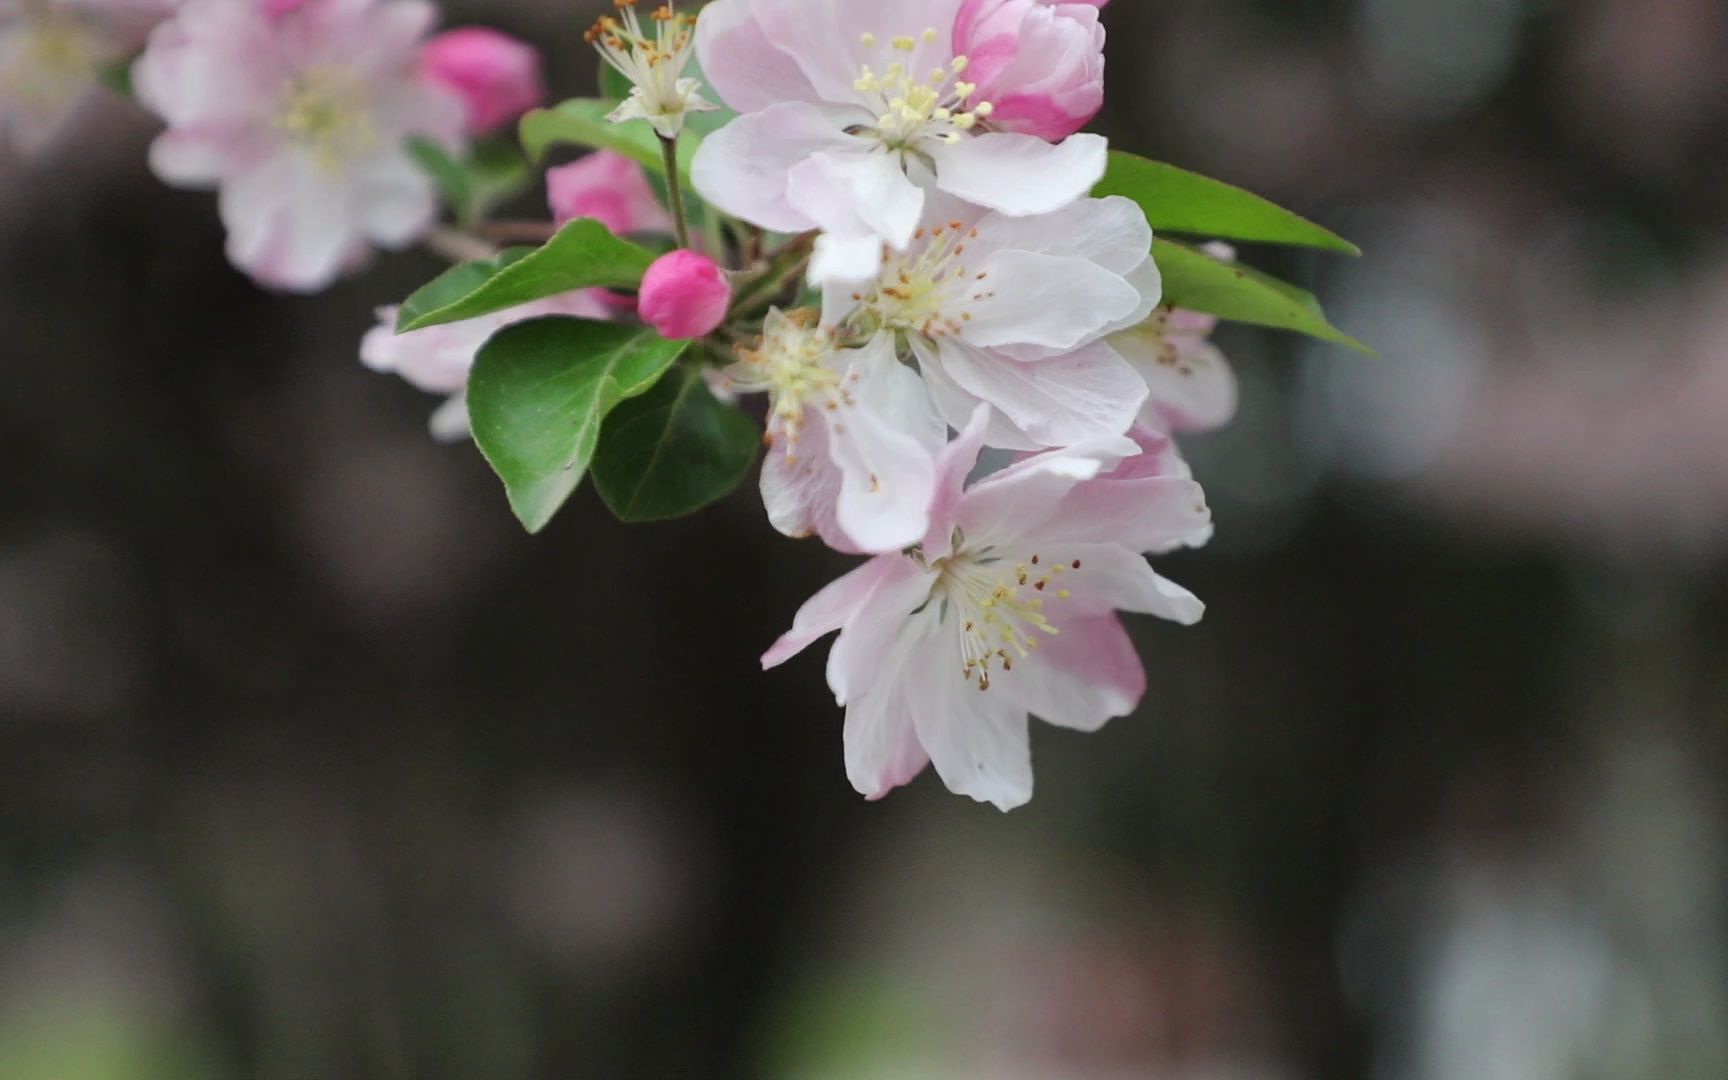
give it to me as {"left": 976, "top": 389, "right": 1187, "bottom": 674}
{"left": 763, "top": 405, "right": 1209, "bottom": 811}
{"left": 721, "top": 308, "right": 945, "bottom": 554}
{"left": 0, "top": 0, "right": 176, "bottom": 154}
{"left": 546, "top": 150, "right": 673, "bottom": 235}
{"left": 361, "top": 290, "right": 609, "bottom": 440}
{"left": 419, "top": 26, "right": 543, "bottom": 137}
{"left": 134, "top": 0, "right": 466, "bottom": 292}
{"left": 692, "top": 0, "right": 1107, "bottom": 281}
{"left": 951, "top": 0, "right": 1106, "bottom": 141}
{"left": 824, "top": 194, "right": 1160, "bottom": 449}
{"left": 638, "top": 250, "right": 731, "bottom": 340}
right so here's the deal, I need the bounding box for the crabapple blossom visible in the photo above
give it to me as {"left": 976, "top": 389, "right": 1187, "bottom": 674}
{"left": 638, "top": 249, "right": 730, "bottom": 339}
{"left": 721, "top": 308, "right": 945, "bottom": 554}
{"left": 134, "top": 0, "right": 466, "bottom": 292}
{"left": 546, "top": 150, "right": 674, "bottom": 235}
{"left": 1109, "top": 244, "right": 1239, "bottom": 433}
{"left": 826, "top": 194, "right": 1160, "bottom": 449}
{"left": 361, "top": 290, "right": 609, "bottom": 441}
{"left": 0, "top": 0, "right": 175, "bottom": 154}
{"left": 951, "top": 0, "right": 1107, "bottom": 140}
{"left": 585, "top": 0, "right": 714, "bottom": 139}
{"left": 420, "top": 26, "right": 544, "bottom": 137}
{"left": 762, "top": 406, "right": 1209, "bottom": 811}
{"left": 692, "top": 0, "right": 1108, "bottom": 282}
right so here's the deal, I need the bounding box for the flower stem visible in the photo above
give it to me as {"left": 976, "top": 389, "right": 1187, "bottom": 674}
{"left": 659, "top": 134, "right": 691, "bottom": 250}
{"left": 424, "top": 226, "right": 498, "bottom": 264}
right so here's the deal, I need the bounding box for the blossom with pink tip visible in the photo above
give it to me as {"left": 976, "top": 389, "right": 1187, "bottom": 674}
{"left": 763, "top": 406, "right": 1209, "bottom": 811}
{"left": 134, "top": 0, "right": 465, "bottom": 292}
{"left": 951, "top": 0, "right": 1107, "bottom": 141}
{"left": 692, "top": 0, "right": 1107, "bottom": 282}
{"left": 639, "top": 250, "right": 731, "bottom": 340}
{"left": 722, "top": 308, "right": 946, "bottom": 554}
{"left": 361, "top": 290, "right": 609, "bottom": 440}
{"left": 420, "top": 26, "right": 543, "bottom": 137}
{"left": 546, "top": 151, "right": 673, "bottom": 236}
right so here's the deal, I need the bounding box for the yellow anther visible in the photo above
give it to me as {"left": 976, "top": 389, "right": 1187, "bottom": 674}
{"left": 951, "top": 55, "right": 970, "bottom": 73}
{"left": 891, "top": 34, "right": 916, "bottom": 51}
{"left": 859, "top": 32, "right": 877, "bottom": 47}
{"left": 973, "top": 101, "right": 994, "bottom": 117}
{"left": 922, "top": 27, "right": 939, "bottom": 42}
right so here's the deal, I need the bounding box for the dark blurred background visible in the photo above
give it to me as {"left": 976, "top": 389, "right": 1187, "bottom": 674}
{"left": 4, "top": 0, "right": 1728, "bottom": 1077}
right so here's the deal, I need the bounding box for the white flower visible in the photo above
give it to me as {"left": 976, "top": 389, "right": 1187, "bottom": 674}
{"left": 826, "top": 193, "right": 1160, "bottom": 449}
{"left": 763, "top": 405, "right": 1210, "bottom": 811}
{"left": 1110, "top": 244, "right": 1240, "bottom": 434}
{"left": 134, "top": 0, "right": 465, "bottom": 292}
{"left": 721, "top": 307, "right": 946, "bottom": 554}
{"left": 692, "top": 0, "right": 1107, "bottom": 282}
{"left": 585, "top": 0, "right": 715, "bottom": 140}
{"left": 0, "top": 0, "right": 172, "bottom": 155}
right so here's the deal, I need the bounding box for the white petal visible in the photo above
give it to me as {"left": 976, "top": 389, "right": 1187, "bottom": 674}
{"left": 812, "top": 232, "right": 886, "bottom": 292}
{"left": 843, "top": 684, "right": 929, "bottom": 800}
{"left": 787, "top": 148, "right": 925, "bottom": 256}
{"left": 760, "top": 412, "right": 858, "bottom": 553}
{"left": 1113, "top": 329, "right": 1240, "bottom": 434}
{"left": 963, "top": 250, "right": 1143, "bottom": 351}
{"left": 824, "top": 333, "right": 945, "bottom": 553}
{"left": 936, "top": 337, "right": 1147, "bottom": 449}
{"left": 1056, "top": 543, "right": 1205, "bottom": 626}
{"left": 691, "top": 102, "right": 863, "bottom": 233}
{"left": 826, "top": 555, "right": 935, "bottom": 707}
{"left": 1000, "top": 614, "right": 1144, "bottom": 733}
{"left": 908, "top": 634, "right": 1035, "bottom": 811}
{"left": 929, "top": 132, "right": 1107, "bottom": 217}
{"left": 694, "top": 0, "right": 822, "bottom": 112}
{"left": 761, "top": 554, "right": 904, "bottom": 671}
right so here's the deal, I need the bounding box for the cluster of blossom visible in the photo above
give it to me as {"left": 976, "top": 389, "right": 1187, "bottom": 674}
{"left": 5, "top": 0, "right": 1249, "bottom": 811}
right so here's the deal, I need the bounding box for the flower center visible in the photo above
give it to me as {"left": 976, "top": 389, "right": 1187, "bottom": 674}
{"left": 852, "top": 221, "right": 994, "bottom": 340}
{"left": 0, "top": 13, "right": 102, "bottom": 113}
{"left": 276, "top": 69, "right": 374, "bottom": 167}
{"left": 726, "top": 309, "right": 848, "bottom": 447}
{"left": 850, "top": 30, "right": 993, "bottom": 151}
{"left": 925, "top": 541, "right": 1078, "bottom": 691}
{"left": 587, "top": 0, "right": 698, "bottom": 116}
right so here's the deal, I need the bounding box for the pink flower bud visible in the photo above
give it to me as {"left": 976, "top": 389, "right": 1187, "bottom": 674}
{"left": 638, "top": 251, "right": 730, "bottom": 340}
{"left": 420, "top": 27, "right": 545, "bottom": 137}
{"left": 546, "top": 151, "right": 674, "bottom": 236}
{"left": 952, "top": 0, "right": 1107, "bottom": 141}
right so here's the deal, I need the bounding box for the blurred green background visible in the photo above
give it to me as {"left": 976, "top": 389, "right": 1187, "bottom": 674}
{"left": 3, "top": 0, "right": 1727, "bottom": 1077}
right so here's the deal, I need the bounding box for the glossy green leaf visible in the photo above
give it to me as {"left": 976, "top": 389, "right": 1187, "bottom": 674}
{"left": 518, "top": 99, "right": 700, "bottom": 182}
{"left": 469, "top": 318, "right": 689, "bottom": 532}
{"left": 1154, "top": 238, "right": 1371, "bottom": 354}
{"left": 1097, "top": 152, "right": 1360, "bottom": 255}
{"left": 396, "top": 218, "right": 654, "bottom": 332}
{"left": 592, "top": 364, "right": 760, "bottom": 522}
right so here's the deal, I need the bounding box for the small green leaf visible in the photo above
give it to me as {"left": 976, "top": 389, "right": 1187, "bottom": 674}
{"left": 407, "top": 136, "right": 474, "bottom": 216}
{"left": 1097, "top": 152, "right": 1360, "bottom": 256}
{"left": 469, "top": 318, "right": 689, "bottom": 532}
{"left": 1154, "top": 238, "right": 1371, "bottom": 354}
{"left": 396, "top": 218, "right": 655, "bottom": 332}
{"left": 518, "top": 98, "right": 700, "bottom": 181}
{"left": 98, "top": 56, "right": 137, "bottom": 99}
{"left": 592, "top": 364, "right": 760, "bottom": 522}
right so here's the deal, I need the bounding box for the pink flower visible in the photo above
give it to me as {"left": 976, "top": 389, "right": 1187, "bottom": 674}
{"left": 545, "top": 151, "right": 673, "bottom": 236}
{"left": 638, "top": 250, "right": 731, "bottom": 340}
{"left": 722, "top": 309, "right": 946, "bottom": 554}
{"left": 692, "top": 0, "right": 1107, "bottom": 282}
{"left": 361, "top": 289, "right": 609, "bottom": 440}
{"left": 763, "top": 406, "right": 1209, "bottom": 811}
{"left": 419, "top": 26, "right": 543, "bottom": 137}
{"left": 951, "top": 0, "right": 1107, "bottom": 140}
{"left": 0, "top": 0, "right": 177, "bottom": 155}
{"left": 134, "top": 0, "right": 466, "bottom": 292}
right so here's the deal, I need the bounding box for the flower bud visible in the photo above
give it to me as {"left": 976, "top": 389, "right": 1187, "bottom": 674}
{"left": 420, "top": 27, "right": 545, "bottom": 137}
{"left": 952, "top": 0, "right": 1107, "bottom": 141}
{"left": 638, "top": 251, "right": 730, "bottom": 340}
{"left": 546, "top": 151, "right": 674, "bottom": 236}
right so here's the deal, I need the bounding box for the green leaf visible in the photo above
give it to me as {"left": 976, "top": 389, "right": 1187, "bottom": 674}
{"left": 469, "top": 318, "right": 689, "bottom": 532}
{"left": 396, "top": 218, "right": 655, "bottom": 332}
{"left": 592, "top": 364, "right": 760, "bottom": 522}
{"left": 1096, "top": 152, "right": 1360, "bottom": 256}
{"left": 408, "top": 137, "right": 534, "bottom": 226}
{"left": 1154, "top": 238, "right": 1371, "bottom": 354}
{"left": 518, "top": 99, "right": 700, "bottom": 182}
